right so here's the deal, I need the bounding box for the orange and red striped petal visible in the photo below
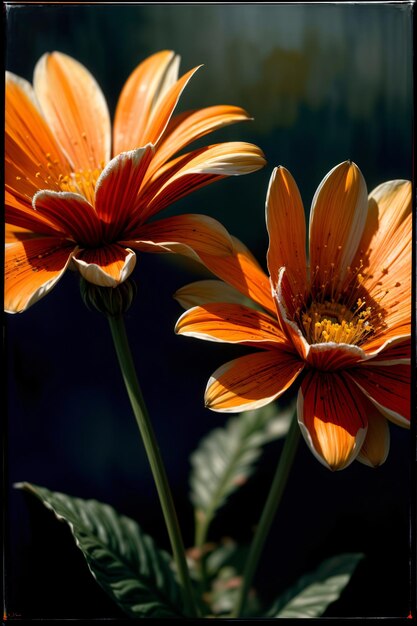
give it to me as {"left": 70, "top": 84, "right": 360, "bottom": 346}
{"left": 149, "top": 105, "right": 252, "bottom": 175}
{"left": 126, "top": 214, "right": 234, "bottom": 259}
{"left": 198, "top": 236, "right": 275, "bottom": 316}
{"left": 71, "top": 245, "right": 136, "bottom": 287}
{"left": 33, "top": 52, "right": 111, "bottom": 170}
{"left": 6, "top": 188, "right": 67, "bottom": 237}
{"left": 364, "top": 334, "right": 411, "bottom": 364}
{"left": 266, "top": 166, "right": 307, "bottom": 294}
{"left": 297, "top": 370, "right": 368, "bottom": 471}
{"left": 5, "top": 237, "right": 76, "bottom": 313}
{"left": 309, "top": 161, "right": 368, "bottom": 296}
{"left": 205, "top": 350, "right": 304, "bottom": 413}
{"left": 174, "top": 280, "right": 258, "bottom": 310}
{"left": 175, "top": 302, "right": 286, "bottom": 346}
{"left": 347, "top": 364, "right": 410, "bottom": 428}
{"left": 113, "top": 51, "right": 180, "bottom": 154}
{"left": 356, "top": 407, "right": 390, "bottom": 468}
{"left": 94, "top": 145, "right": 154, "bottom": 239}
{"left": 33, "top": 190, "right": 102, "bottom": 247}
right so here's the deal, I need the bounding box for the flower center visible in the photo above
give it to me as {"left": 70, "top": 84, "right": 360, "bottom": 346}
{"left": 59, "top": 166, "right": 103, "bottom": 205}
{"left": 301, "top": 299, "right": 374, "bottom": 345}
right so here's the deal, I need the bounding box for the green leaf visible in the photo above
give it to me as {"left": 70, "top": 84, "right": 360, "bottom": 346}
{"left": 190, "top": 401, "right": 293, "bottom": 525}
{"left": 16, "top": 482, "right": 186, "bottom": 618}
{"left": 267, "top": 553, "right": 364, "bottom": 618}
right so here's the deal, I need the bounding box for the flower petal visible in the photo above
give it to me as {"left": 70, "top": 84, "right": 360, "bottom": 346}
{"left": 138, "top": 142, "right": 266, "bottom": 220}
{"left": 205, "top": 350, "right": 304, "bottom": 413}
{"left": 149, "top": 105, "right": 252, "bottom": 176}
{"left": 297, "top": 370, "right": 368, "bottom": 471}
{"left": 352, "top": 179, "right": 412, "bottom": 337}
{"left": 33, "top": 51, "right": 111, "bottom": 170}
{"left": 266, "top": 166, "right": 307, "bottom": 294}
{"left": 33, "top": 190, "right": 103, "bottom": 246}
{"left": 5, "top": 237, "right": 76, "bottom": 313}
{"left": 309, "top": 161, "right": 368, "bottom": 296}
{"left": 126, "top": 214, "right": 234, "bottom": 258}
{"left": 94, "top": 145, "right": 154, "bottom": 239}
{"left": 198, "top": 236, "right": 276, "bottom": 316}
{"left": 347, "top": 364, "right": 410, "bottom": 427}
{"left": 6, "top": 187, "right": 67, "bottom": 237}
{"left": 175, "top": 303, "right": 286, "bottom": 346}
{"left": 71, "top": 245, "right": 136, "bottom": 287}
{"left": 113, "top": 50, "right": 180, "bottom": 153}
{"left": 174, "top": 280, "right": 257, "bottom": 310}
{"left": 356, "top": 407, "right": 390, "bottom": 468}
{"left": 6, "top": 72, "right": 71, "bottom": 187}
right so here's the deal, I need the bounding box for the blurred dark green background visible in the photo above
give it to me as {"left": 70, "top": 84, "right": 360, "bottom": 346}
{"left": 5, "top": 2, "right": 414, "bottom": 620}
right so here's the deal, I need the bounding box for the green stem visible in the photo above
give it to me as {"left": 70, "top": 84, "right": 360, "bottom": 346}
{"left": 232, "top": 410, "right": 300, "bottom": 618}
{"left": 107, "top": 314, "right": 198, "bottom": 618}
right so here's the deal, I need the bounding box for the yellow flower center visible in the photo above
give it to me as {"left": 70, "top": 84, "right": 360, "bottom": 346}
{"left": 301, "top": 299, "right": 373, "bottom": 345}
{"left": 58, "top": 166, "right": 103, "bottom": 205}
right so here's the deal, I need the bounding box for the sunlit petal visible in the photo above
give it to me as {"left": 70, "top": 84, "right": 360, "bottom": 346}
{"left": 199, "top": 236, "right": 276, "bottom": 316}
{"left": 298, "top": 370, "right": 368, "bottom": 471}
{"left": 309, "top": 161, "right": 368, "bottom": 294}
{"left": 175, "top": 303, "right": 286, "bottom": 346}
{"left": 126, "top": 214, "right": 234, "bottom": 258}
{"left": 33, "top": 51, "right": 111, "bottom": 169}
{"left": 149, "top": 105, "right": 252, "bottom": 175}
{"left": 266, "top": 166, "right": 307, "bottom": 293}
{"left": 113, "top": 50, "right": 180, "bottom": 153}
{"left": 205, "top": 350, "right": 304, "bottom": 413}
{"left": 5, "top": 238, "right": 76, "bottom": 313}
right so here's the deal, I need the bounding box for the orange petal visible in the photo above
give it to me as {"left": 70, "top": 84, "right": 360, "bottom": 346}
{"left": 6, "top": 188, "right": 67, "bottom": 237}
{"left": 94, "top": 145, "right": 154, "bottom": 240}
{"left": 139, "top": 142, "right": 266, "bottom": 221}
{"left": 364, "top": 334, "right": 410, "bottom": 363}
{"left": 205, "top": 350, "right": 304, "bottom": 412}
{"left": 72, "top": 245, "right": 136, "bottom": 287}
{"left": 5, "top": 237, "right": 76, "bottom": 313}
{"left": 174, "top": 280, "right": 258, "bottom": 310}
{"left": 298, "top": 370, "right": 368, "bottom": 471}
{"left": 347, "top": 364, "right": 410, "bottom": 428}
{"left": 175, "top": 303, "right": 286, "bottom": 346}
{"left": 149, "top": 105, "right": 252, "bottom": 176}
{"left": 356, "top": 407, "right": 390, "bottom": 468}
{"left": 113, "top": 51, "right": 180, "bottom": 154}
{"left": 198, "top": 236, "right": 276, "bottom": 316}
{"left": 126, "top": 214, "right": 234, "bottom": 258}
{"left": 6, "top": 72, "right": 71, "bottom": 188}
{"left": 309, "top": 161, "right": 368, "bottom": 296}
{"left": 266, "top": 166, "right": 307, "bottom": 294}
{"left": 33, "top": 52, "right": 111, "bottom": 170}
{"left": 33, "top": 190, "right": 102, "bottom": 247}
{"left": 352, "top": 180, "right": 412, "bottom": 336}
{"left": 5, "top": 224, "right": 39, "bottom": 243}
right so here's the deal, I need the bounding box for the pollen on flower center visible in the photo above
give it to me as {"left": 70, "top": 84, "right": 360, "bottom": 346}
{"left": 301, "top": 299, "right": 374, "bottom": 345}
{"left": 59, "top": 164, "right": 104, "bottom": 205}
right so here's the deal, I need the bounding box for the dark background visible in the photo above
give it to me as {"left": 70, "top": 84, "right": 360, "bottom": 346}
{"left": 4, "top": 2, "right": 414, "bottom": 620}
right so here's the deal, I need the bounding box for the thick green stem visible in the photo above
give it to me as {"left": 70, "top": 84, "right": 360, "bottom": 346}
{"left": 232, "top": 411, "right": 300, "bottom": 618}
{"left": 107, "top": 314, "right": 198, "bottom": 618}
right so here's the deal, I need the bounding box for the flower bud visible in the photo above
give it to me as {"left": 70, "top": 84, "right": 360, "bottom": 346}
{"left": 80, "top": 278, "right": 137, "bottom": 317}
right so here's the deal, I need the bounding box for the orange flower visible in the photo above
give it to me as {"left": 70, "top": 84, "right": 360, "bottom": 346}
{"left": 5, "top": 50, "right": 266, "bottom": 313}
{"left": 175, "top": 162, "right": 411, "bottom": 470}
